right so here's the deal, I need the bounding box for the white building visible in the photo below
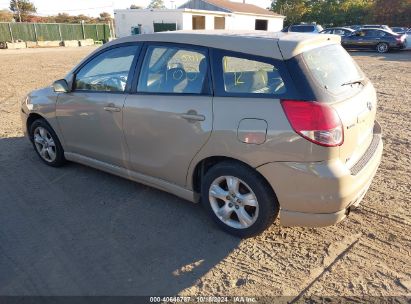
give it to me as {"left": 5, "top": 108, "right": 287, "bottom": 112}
{"left": 114, "top": 0, "right": 285, "bottom": 37}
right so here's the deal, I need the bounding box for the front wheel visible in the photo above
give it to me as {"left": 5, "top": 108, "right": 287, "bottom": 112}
{"left": 201, "top": 161, "right": 279, "bottom": 238}
{"left": 29, "top": 118, "right": 66, "bottom": 167}
{"left": 376, "top": 42, "right": 389, "bottom": 53}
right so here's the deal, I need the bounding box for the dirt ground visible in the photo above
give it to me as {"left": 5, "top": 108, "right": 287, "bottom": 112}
{"left": 0, "top": 46, "right": 410, "bottom": 298}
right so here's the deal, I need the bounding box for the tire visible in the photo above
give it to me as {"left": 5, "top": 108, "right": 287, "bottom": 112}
{"left": 29, "top": 118, "right": 66, "bottom": 167}
{"left": 201, "top": 161, "right": 279, "bottom": 238}
{"left": 376, "top": 42, "right": 389, "bottom": 53}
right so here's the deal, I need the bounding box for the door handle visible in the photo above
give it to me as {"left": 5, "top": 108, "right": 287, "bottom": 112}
{"left": 104, "top": 106, "right": 121, "bottom": 112}
{"left": 180, "top": 112, "right": 205, "bottom": 122}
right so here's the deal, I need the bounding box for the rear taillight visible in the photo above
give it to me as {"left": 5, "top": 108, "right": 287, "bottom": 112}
{"left": 396, "top": 35, "right": 405, "bottom": 42}
{"left": 281, "top": 99, "right": 344, "bottom": 147}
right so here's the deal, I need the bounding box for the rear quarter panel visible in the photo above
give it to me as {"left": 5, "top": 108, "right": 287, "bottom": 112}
{"left": 186, "top": 96, "right": 339, "bottom": 190}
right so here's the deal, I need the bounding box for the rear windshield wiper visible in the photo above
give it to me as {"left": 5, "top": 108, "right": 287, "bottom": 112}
{"left": 341, "top": 78, "right": 365, "bottom": 87}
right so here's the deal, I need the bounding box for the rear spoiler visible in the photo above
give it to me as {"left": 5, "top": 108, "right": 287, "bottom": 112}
{"left": 277, "top": 34, "right": 341, "bottom": 60}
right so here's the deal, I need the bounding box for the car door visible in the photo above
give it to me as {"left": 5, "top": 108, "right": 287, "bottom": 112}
{"left": 363, "top": 30, "right": 379, "bottom": 48}
{"left": 123, "top": 43, "right": 213, "bottom": 187}
{"left": 56, "top": 44, "right": 141, "bottom": 167}
{"left": 342, "top": 31, "right": 357, "bottom": 48}
{"left": 355, "top": 30, "right": 369, "bottom": 48}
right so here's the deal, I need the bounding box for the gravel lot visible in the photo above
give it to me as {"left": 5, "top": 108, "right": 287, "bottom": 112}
{"left": 0, "top": 46, "right": 410, "bottom": 298}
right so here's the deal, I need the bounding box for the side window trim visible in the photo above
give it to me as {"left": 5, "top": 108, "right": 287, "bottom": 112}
{"left": 72, "top": 42, "right": 142, "bottom": 94}
{"left": 210, "top": 48, "right": 294, "bottom": 99}
{"left": 130, "top": 42, "right": 213, "bottom": 96}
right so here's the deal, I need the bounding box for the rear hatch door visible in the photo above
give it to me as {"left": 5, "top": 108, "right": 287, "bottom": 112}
{"left": 289, "top": 43, "right": 377, "bottom": 167}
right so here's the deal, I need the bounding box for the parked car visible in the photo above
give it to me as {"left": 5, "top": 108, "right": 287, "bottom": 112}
{"left": 349, "top": 25, "right": 362, "bottom": 31}
{"left": 391, "top": 27, "right": 408, "bottom": 34}
{"left": 320, "top": 27, "right": 355, "bottom": 36}
{"left": 342, "top": 28, "right": 407, "bottom": 53}
{"left": 21, "top": 31, "right": 383, "bottom": 237}
{"left": 362, "top": 24, "right": 392, "bottom": 31}
{"left": 282, "top": 24, "right": 324, "bottom": 33}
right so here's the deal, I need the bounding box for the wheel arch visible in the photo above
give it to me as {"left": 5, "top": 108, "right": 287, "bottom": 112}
{"left": 27, "top": 113, "right": 46, "bottom": 136}
{"left": 190, "top": 155, "right": 277, "bottom": 203}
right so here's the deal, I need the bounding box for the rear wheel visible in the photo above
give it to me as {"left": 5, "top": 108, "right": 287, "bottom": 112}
{"left": 29, "top": 119, "right": 66, "bottom": 167}
{"left": 376, "top": 42, "right": 389, "bottom": 53}
{"left": 201, "top": 161, "right": 279, "bottom": 238}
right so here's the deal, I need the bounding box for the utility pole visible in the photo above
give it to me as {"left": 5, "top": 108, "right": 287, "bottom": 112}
{"left": 15, "top": 0, "right": 22, "bottom": 22}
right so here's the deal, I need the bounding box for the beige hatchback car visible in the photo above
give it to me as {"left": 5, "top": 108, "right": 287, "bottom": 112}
{"left": 21, "top": 31, "right": 383, "bottom": 237}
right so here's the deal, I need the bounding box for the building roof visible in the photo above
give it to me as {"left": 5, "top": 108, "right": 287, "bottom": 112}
{"left": 205, "top": 0, "right": 281, "bottom": 16}
{"left": 179, "top": 0, "right": 283, "bottom": 17}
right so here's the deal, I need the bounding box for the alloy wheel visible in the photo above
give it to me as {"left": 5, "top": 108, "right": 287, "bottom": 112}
{"left": 33, "top": 126, "right": 57, "bottom": 163}
{"left": 377, "top": 43, "right": 388, "bottom": 53}
{"left": 209, "top": 176, "right": 259, "bottom": 229}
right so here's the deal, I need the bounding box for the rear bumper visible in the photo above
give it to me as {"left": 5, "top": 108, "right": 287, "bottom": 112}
{"left": 391, "top": 41, "right": 406, "bottom": 49}
{"left": 257, "top": 121, "right": 383, "bottom": 227}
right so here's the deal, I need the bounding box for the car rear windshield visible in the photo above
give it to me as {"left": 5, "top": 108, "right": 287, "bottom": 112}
{"left": 302, "top": 44, "right": 364, "bottom": 95}
{"left": 290, "top": 25, "right": 314, "bottom": 32}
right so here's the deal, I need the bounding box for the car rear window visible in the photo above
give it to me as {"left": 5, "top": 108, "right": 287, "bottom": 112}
{"left": 302, "top": 44, "right": 364, "bottom": 95}
{"left": 290, "top": 25, "right": 313, "bottom": 32}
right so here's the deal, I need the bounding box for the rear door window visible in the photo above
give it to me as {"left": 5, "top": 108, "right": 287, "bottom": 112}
{"left": 137, "top": 45, "right": 209, "bottom": 94}
{"left": 211, "top": 49, "right": 292, "bottom": 98}
{"left": 222, "top": 56, "right": 286, "bottom": 95}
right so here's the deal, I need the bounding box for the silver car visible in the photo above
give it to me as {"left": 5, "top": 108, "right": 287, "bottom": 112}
{"left": 21, "top": 31, "right": 383, "bottom": 237}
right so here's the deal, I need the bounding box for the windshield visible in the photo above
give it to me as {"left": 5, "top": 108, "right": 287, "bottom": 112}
{"left": 290, "top": 25, "right": 314, "bottom": 32}
{"left": 302, "top": 44, "right": 364, "bottom": 95}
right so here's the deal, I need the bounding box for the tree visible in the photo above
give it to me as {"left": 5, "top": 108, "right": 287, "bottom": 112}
{"left": 147, "top": 0, "right": 166, "bottom": 9}
{"left": 9, "top": 0, "right": 36, "bottom": 22}
{"left": 130, "top": 4, "right": 143, "bottom": 9}
{"left": 370, "top": 0, "right": 411, "bottom": 27}
{"left": 0, "top": 9, "right": 13, "bottom": 22}
{"left": 271, "top": 0, "right": 376, "bottom": 27}
{"left": 54, "top": 13, "right": 71, "bottom": 23}
{"left": 99, "top": 12, "right": 112, "bottom": 22}
{"left": 271, "top": 0, "right": 309, "bottom": 25}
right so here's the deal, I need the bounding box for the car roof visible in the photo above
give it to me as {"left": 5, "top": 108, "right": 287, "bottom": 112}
{"left": 324, "top": 27, "right": 354, "bottom": 31}
{"left": 100, "top": 30, "right": 341, "bottom": 61}
{"left": 290, "top": 24, "right": 316, "bottom": 27}
{"left": 358, "top": 28, "right": 394, "bottom": 34}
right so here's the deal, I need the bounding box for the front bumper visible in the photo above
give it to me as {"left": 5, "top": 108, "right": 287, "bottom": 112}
{"left": 20, "top": 104, "right": 29, "bottom": 137}
{"left": 257, "top": 121, "right": 383, "bottom": 227}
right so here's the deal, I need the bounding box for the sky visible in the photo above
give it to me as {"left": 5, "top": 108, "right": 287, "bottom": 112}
{"left": 0, "top": 0, "right": 273, "bottom": 17}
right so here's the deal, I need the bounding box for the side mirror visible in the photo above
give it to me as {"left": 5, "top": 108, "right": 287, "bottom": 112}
{"left": 53, "top": 79, "right": 70, "bottom": 93}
